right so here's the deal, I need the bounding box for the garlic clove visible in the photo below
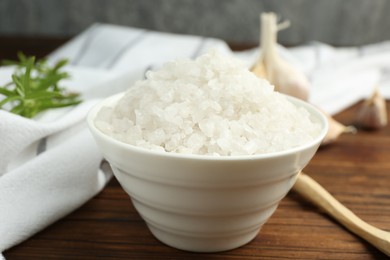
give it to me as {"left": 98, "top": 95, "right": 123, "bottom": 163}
{"left": 269, "top": 58, "right": 310, "bottom": 101}
{"left": 356, "top": 88, "right": 388, "bottom": 130}
{"left": 322, "top": 112, "right": 357, "bottom": 146}
{"left": 251, "top": 12, "right": 310, "bottom": 101}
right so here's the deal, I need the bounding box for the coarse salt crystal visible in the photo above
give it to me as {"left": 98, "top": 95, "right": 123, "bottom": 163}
{"left": 95, "top": 49, "right": 321, "bottom": 156}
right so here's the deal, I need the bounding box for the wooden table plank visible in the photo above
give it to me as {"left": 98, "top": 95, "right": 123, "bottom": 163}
{"left": 1, "top": 37, "right": 389, "bottom": 259}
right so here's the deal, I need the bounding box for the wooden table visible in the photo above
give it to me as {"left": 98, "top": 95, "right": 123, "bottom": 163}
{"left": 1, "top": 37, "right": 389, "bottom": 259}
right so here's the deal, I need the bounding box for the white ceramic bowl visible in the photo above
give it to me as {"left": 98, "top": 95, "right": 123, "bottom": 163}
{"left": 87, "top": 93, "right": 328, "bottom": 252}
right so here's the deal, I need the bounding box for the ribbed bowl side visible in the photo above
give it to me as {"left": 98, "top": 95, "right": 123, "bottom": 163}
{"left": 112, "top": 165, "right": 299, "bottom": 252}
{"left": 146, "top": 220, "right": 263, "bottom": 253}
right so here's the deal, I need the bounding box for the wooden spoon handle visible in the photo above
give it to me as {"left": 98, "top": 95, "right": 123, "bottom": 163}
{"left": 293, "top": 173, "right": 390, "bottom": 256}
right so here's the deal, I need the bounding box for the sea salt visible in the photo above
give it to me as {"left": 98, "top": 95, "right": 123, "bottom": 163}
{"left": 95, "top": 50, "right": 321, "bottom": 156}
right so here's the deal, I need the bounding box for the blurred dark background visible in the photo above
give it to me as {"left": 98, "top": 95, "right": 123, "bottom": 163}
{"left": 1, "top": 0, "right": 390, "bottom": 58}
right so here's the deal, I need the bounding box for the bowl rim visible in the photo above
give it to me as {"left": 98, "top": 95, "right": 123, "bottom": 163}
{"left": 87, "top": 92, "right": 328, "bottom": 161}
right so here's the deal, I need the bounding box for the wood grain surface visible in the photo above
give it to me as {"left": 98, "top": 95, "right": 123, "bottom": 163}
{"left": 1, "top": 38, "right": 389, "bottom": 259}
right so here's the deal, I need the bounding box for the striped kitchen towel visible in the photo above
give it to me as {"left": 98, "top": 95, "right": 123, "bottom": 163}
{"left": 0, "top": 23, "right": 229, "bottom": 257}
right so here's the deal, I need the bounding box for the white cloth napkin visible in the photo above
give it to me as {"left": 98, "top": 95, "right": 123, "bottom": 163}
{"left": 1, "top": 23, "right": 390, "bottom": 258}
{"left": 0, "top": 24, "right": 230, "bottom": 258}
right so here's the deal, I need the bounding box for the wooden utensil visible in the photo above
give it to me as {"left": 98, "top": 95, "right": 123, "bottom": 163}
{"left": 293, "top": 172, "right": 390, "bottom": 256}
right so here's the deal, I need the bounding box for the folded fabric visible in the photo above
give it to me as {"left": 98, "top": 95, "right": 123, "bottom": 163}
{"left": 2, "top": 23, "right": 390, "bottom": 258}
{"left": 0, "top": 24, "right": 229, "bottom": 258}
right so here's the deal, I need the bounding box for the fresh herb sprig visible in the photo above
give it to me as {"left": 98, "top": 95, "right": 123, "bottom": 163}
{"left": 0, "top": 52, "right": 82, "bottom": 118}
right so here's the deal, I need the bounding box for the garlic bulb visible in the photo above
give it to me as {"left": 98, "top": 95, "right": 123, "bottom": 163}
{"left": 322, "top": 111, "right": 357, "bottom": 146}
{"left": 356, "top": 88, "right": 388, "bottom": 130}
{"left": 251, "top": 12, "right": 310, "bottom": 101}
